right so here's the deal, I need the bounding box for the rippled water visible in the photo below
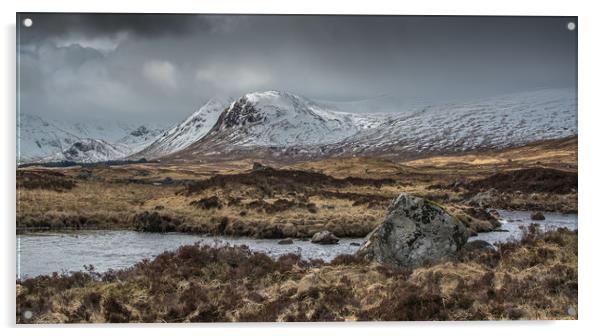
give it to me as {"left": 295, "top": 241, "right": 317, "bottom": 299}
{"left": 17, "top": 210, "right": 577, "bottom": 278}
{"left": 468, "top": 209, "right": 577, "bottom": 244}
{"left": 16, "top": 232, "right": 363, "bottom": 279}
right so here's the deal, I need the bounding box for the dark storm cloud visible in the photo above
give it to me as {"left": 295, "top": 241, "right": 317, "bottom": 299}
{"left": 18, "top": 13, "right": 210, "bottom": 43}
{"left": 17, "top": 14, "right": 577, "bottom": 123}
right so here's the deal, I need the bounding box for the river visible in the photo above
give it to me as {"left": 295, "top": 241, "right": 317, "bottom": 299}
{"left": 16, "top": 210, "right": 577, "bottom": 279}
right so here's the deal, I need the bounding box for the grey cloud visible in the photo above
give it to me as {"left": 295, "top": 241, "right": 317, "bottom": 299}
{"left": 17, "top": 14, "right": 577, "bottom": 124}
{"left": 18, "top": 13, "right": 212, "bottom": 43}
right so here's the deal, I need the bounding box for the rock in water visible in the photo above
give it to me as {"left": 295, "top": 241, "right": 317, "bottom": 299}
{"left": 311, "top": 230, "right": 339, "bottom": 244}
{"left": 530, "top": 211, "right": 546, "bottom": 220}
{"left": 357, "top": 193, "right": 468, "bottom": 268}
{"left": 278, "top": 238, "right": 294, "bottom": 245}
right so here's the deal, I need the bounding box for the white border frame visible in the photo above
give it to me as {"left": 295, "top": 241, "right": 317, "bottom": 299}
{"left": 2, "top": 1, "right": 600, "bottom": 335}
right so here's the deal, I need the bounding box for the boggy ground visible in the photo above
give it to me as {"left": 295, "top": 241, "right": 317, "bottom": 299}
{"left": 16, "top": 227, "right": 578, "bottom": 323}
{"left": 16, "top": 136, "right": 577, "bottom": 237}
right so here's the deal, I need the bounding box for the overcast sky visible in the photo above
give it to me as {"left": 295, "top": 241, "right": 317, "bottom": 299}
{"left": 17, "top": 14, "right": 577, "bottom": 124}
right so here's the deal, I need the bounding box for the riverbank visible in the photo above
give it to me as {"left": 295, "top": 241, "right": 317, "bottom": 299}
{"left": 16, "top": 227, "right": 578, "bottom": 323}
{"left": 16, "top": 209, "right": 577, "bottom": 278}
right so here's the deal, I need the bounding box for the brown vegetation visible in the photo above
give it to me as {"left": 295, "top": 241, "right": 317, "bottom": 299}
{"left": 181, "top": 166, "right": 395, "bottom": 196}
{"left": 465, "top": 168, "right": 577, "bottom": 194}
{"left": 16, "top": 137, "right": 577, "bottom": 235}
{"left": 16, "top": 227, "right": 577, "bottom": 323}
{"left": 17, "top": 170, "right": 77, "bottom": 192}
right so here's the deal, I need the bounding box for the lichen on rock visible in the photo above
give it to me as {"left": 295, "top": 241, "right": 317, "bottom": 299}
{"left": 357, "top": 192, "right": 468, "bottom": 268}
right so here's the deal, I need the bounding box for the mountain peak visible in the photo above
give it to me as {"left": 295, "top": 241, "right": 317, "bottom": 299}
{"left": 193, "top": 90, "right": 375, "bottom": 149}
{"left": 130, "top": 88, "right": 577, "bottom": 163}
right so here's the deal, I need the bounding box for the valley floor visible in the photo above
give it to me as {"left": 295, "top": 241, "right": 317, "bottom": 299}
{"left": 16, "top": 136, "right": 578, "bottom": 238}
{"left": 15, "top": 136, "right": 579, "bottom": 323}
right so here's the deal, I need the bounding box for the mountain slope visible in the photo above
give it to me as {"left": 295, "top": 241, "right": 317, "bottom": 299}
{"left": 134, "top": 97, "right": 231, "bottom": 159}
{"left": 323, "top": 88, "right": 577, "bottom": 157}
{"left": 164, "top": 91, "right": 381, "bottom": 159}
{"left": 17, "top": 114, "right": 168, "bottom": 164}
{"left": 162, "top": 88, "right": 576, "bottom": 162}
{"left": 42, "top": 139, "right": 127, "bottom": 163}
{"left": 214, "top": 91, "right": 380, "bottom": 146}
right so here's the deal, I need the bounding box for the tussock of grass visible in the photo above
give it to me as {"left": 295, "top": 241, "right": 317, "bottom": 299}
{"left": 17, "top": 228, "right": 577, "bottom": 323}
{"left": 17, "top": 170, "right": 76, "bottom": 192}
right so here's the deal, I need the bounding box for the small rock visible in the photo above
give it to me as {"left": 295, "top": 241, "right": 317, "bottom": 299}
{"left": 278, "top": 238, "right": 294, "bottom": 245}
{"left": 530, "top": 211, "right": 546, "bottom": 220}
{"left": 252, "top": 162, "right": 267, "bottom": 171}
{"left": 462, "top": 240, "right": 497, "bottom": 253}
{"left": 311, "top": 230, "right": 339, "bottom": 244}
{"left": 350, "top": 242, "right": 361, "bottom": 246}
{"left": 458, "top": 240, "right": 500, "bottom": 268}
{"left": 488, "top": 209, "right": 500, "bottom": 218}
{"left": 467, "top": 188, "right": 498, "bottom": 208}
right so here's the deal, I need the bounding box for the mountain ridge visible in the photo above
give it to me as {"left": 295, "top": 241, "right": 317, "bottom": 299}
{"left": 159, "top": 88, "right": 577, "bottom": 162}
{"left": 19, "top": 88, "right": 577, "bottom": 164}
{"left": 17, "top": 113, "right": 169, "bottom": 164}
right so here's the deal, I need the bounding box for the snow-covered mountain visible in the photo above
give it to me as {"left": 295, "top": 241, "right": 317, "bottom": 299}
{"left": 213, "top": 91, "right": 381, "bottom": 147}
{"left": 160, "top": 91, "right": 381, "bottom": 159}
{"left": 19, "top": 88, "right": 577, "bottom": 164}
{"left": 319, "top": 88, "right": 577, "bottom": 157}
{"left": 134, "top": 97, "right": 232, "bottom": 159}
{"left": 42, "top": 139, "right": 126, "bottom": 163}
{"left": 17, "top": 114, "right": 168, "bottom": 164}
{"left": 161, "top": 88, "right": 576, "bottom": 162}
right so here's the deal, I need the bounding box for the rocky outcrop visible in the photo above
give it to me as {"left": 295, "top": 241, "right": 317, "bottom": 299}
{"left": 357, "top": 193, "right": 468, "bottom": 268}
{"left": 311, "top": 231, "right": 339, "bottom": 244}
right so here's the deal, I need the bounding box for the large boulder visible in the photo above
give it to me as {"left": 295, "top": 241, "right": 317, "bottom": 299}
{"left": 357, "top": 193, "right": 468, "bottom": 268}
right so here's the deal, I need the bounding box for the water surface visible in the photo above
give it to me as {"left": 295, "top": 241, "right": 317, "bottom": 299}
{"left": 468, "top": 209, "right": 577, "bottom": 244}
{"left": 17, "top": 210, "right": 577, "bottom": 278}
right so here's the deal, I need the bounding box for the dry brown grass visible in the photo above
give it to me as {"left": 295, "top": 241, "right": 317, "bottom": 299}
{"left": 404, "top": 136, "right": 577, "bottom": 171}
{"left": 16, "top": 137, "right": 577, "bottom": 235}
{"left": 16, "top": 228, "right": 577, "bottom": 323}
{"left": 16, "top": 166, "right": 390, "bottom": 236}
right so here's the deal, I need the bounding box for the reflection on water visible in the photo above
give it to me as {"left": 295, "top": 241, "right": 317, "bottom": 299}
{"left": 17, "top": 210, "right": 577, "bottom": 278}
{"left": 16, "top": 232, "right": 363, "bottom": 279}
